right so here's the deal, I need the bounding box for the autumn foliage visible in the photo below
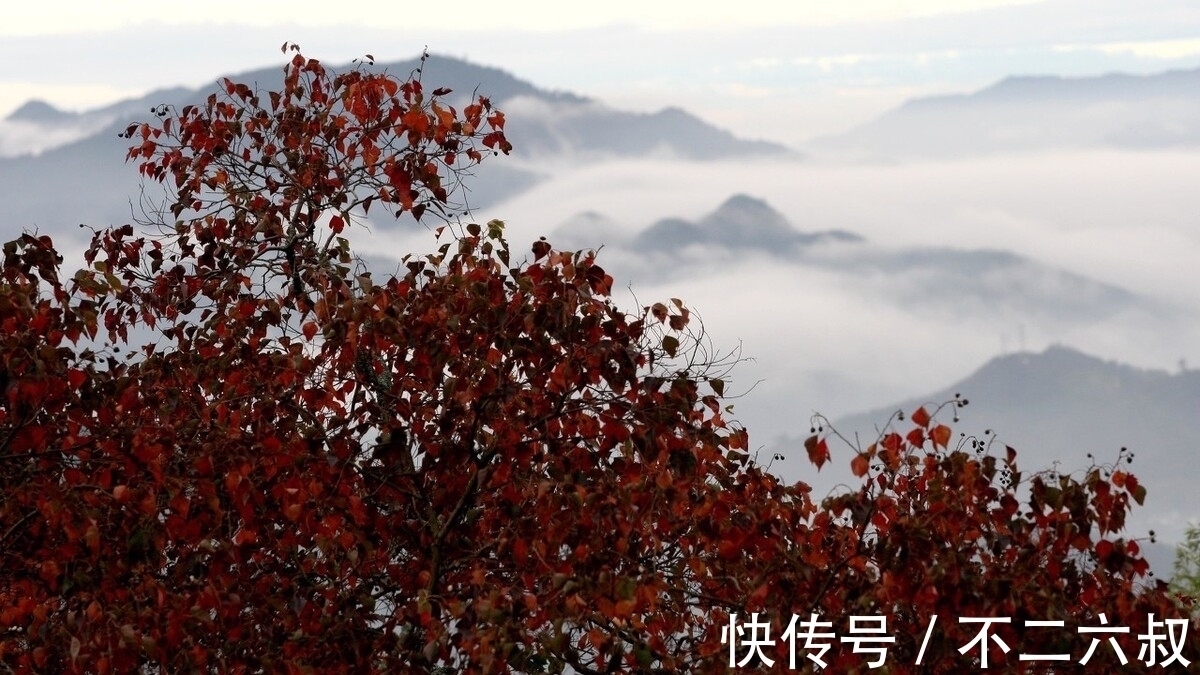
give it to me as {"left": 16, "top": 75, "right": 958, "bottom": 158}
{"left": 1, "top": 46, "right": 1195, "bottom": 673}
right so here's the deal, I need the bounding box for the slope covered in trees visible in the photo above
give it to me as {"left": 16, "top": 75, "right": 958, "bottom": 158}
{"left": 0, "top": 45, "right": 1194, "bottom": 673}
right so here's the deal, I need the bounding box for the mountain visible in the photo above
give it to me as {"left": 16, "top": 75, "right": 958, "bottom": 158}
{"left": 551, "top": 194, "right": 1136, "bottom": 325}
{"left": 633, "top": 194, "right": 861, "bottom": 252}
{"left": 501, "top": 102, "right": 788, "bottom": 161}
{"left": 808, "top": 67, "right": 1200, "bottom": 159}
{"left": 1, "top": 55, "right": 789, "bottom": 163}
{"left": 772, "top": 346, "right": 1200, "bottom": 574}
{"left": 0, "top": 87, "right": 194, "bottom": 158}
{"left": 553, "top": 193, "right": 862, "bottom": 253}
{"left": 5, "top": 87, "right": 194, "bottom": 128}
{"left": 7, "top": 100, "right": 81, "bottom": 125}
{"left": 769, "top": 346, "right": 1200, "bottom": 574}
{"left": 0, "top": 53, "right": 788, "bottom": 243}
{"left": 835, "top": 346, "right": 1199, "bottom": 480}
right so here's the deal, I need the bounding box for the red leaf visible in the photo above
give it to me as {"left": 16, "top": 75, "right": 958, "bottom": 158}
{"left": 1124, "top": 473, "right": 1139, "bottom": 494}
{"left": 748, "top": 583, "right": 769, "bottom": 607}
{"left": 851, "top": 453, "right": 870, "bottom": 478}
{"left": 1132, "top": 483, "right": 1147, "bottom": 505}
{"left": 67, "top": 368, "right": 87, "bottom": 390}
{"left": 881, "top": 432, "right": 902, "bottom": 454}
{"left": 906, "top": 427, "right": 925, "bottom": 448}
{"left": 805, "top": 435, "right": 830, "bottom": 471}
{"left": 911, "top": 406, "right": 931, "bottom": 428}
{"left": 931, "top": 424, "right": 952, "bottom": 450}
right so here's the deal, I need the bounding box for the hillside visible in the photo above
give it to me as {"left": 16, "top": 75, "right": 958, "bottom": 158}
{"left": 808, "top": 67, "right": 1200, "bottom": 159}
{"left": 0, "top": 53, "right": 788, "bottom": 240}
{"left": 549, "top": 195, "right": 1138, "bottom": 325}
{"left": 767, "top": 346, "right": 1199, "bottom": 571}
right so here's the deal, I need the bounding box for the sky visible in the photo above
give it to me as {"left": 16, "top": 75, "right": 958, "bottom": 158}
{"left": 2, "top": 0, "right": 1199, "bottom": 146}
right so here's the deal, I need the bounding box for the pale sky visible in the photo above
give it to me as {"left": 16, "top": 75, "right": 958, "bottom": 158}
{"left": 2, "top": 0, "right": 1045, "bottom": 35}
{"left": 2, "top": 0, "right": 1199, "bottom": 144}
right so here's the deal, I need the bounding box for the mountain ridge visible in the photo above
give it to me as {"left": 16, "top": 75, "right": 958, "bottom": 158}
{"left": 764, "top": 344, "right": 1199, "bottom": 576}
{"left": 0, "top": 53, "right": 788, "bottom": 229}
{"left": 549, "top": 193, "right": 1140, "bottom": 328}
{"left": 821, "top": 345, "right": 1199, "bottom": 541}
{"left": 633, "top": 194, "right": 861, "bottom": 252}
{"left": 0, "top": 53, "right": 787, "bottom": 162}
{"left": 808, "top": 66, "right": 1200, "bottom": 158}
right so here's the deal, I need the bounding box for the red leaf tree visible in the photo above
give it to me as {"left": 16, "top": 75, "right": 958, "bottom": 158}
{"left": 1, "top": 46, "right": 1194, "bottom": 673}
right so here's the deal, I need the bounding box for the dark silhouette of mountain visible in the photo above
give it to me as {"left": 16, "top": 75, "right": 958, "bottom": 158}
{"left": 571, "top": 194, "right": 1135, "bottom": 322}
{"left": 805, "top": 346, "right": 1197, "bottom": 568}
{"left": 5, "top": 87, "right": 194, "bottom": 128}
{"left": 808, "top": 66, "right": 1200, "bottom": 158}
{"left": 314, "top": 56, "right": 788, "bottom": 161}
{"left": 767, "top": 345, "right": 1199, "bottom": 576}
{"left": 972, "top": 68, "right": 1200, "bottom": 105}
{"left": 7, "top": 100, "right": 78, "bottom": 124}
{"left": 0, "top": 53, "right": 789, "bottom": 238}
{"left": 504, "top": 105, "right": 788, "bottom": 160}
{"left": 836, "top": 346, "right": 1199, "bottom": 469}
{"left": 633, "top": 194, "right": 861, "bottom": 252}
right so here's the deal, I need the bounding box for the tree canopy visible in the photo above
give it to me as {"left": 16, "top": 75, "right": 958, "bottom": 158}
{"left": 1, "top": 45, "right": 1194, "bottom": 673}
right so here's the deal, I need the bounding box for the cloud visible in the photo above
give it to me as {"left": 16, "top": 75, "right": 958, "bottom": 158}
{"left": 786, "top": 49, "right": 962, "bottom": 73}
{"left": 3, "top": 0, "right": 1199, "bottom": 149}
{"left": 0, "top": 120, "right": 97, "bottom": 157}
{"left": 1055, "top": 38, "right": 1200, "bottom": 60}
{"left": 455, "top": 151, "right": 1200, "bottom": 442}
{"left": 0, "top": 0, "right": 1050, "bottom": 36}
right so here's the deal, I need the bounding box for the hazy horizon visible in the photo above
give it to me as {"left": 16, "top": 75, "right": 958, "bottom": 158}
{"left": 3, "top": 0, "right": 1199, "bottom": 148}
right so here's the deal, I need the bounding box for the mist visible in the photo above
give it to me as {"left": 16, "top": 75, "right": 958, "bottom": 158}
{"left": 360, "top": 151, "right": 1173, "bottom": 427}
{"left": 372, "top": 147, "right": 1200, "bottom": 554}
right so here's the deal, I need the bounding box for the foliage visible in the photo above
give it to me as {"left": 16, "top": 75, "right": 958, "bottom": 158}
{"left": 1, "top": 45, "right": 1194, "bottom": 673}
{"left": 1171, "top": 524, "right": 1200, "bottom": 609}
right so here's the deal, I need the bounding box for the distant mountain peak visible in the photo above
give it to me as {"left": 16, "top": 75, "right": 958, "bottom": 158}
{"left": 0, "top": 53, "right": 788, "bottom": 209}
{"left": 633, "top": 194, "right": 861, "bottom": 252}
{"left": 818, "top": 343, "right": 1200, "bottom": 569}
{"left": 708, "top": 193, "right": 777, "bottom": 215}
{"left": 374, "top": 52, "right": 590, "bottom": 107}
{"left": 982, "top": 67, "right": 1200, "bottom": 101}
{"left": 699, "top": 194, "right": 795, "bottom": 246}
{"left": 6, "top": 99, "right": 76, "bottom": 123}
{"left": 809, "top": 65, "right": 1200, "bottom": 158}
{"left": 972, "top": 344, "right": 1120, "bottom": 382}
{"left": 198, "top": 53, "right": 787, "bottom": 162}
{"left": 837, "top": 344, "right": 1200, "bottom": 444}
